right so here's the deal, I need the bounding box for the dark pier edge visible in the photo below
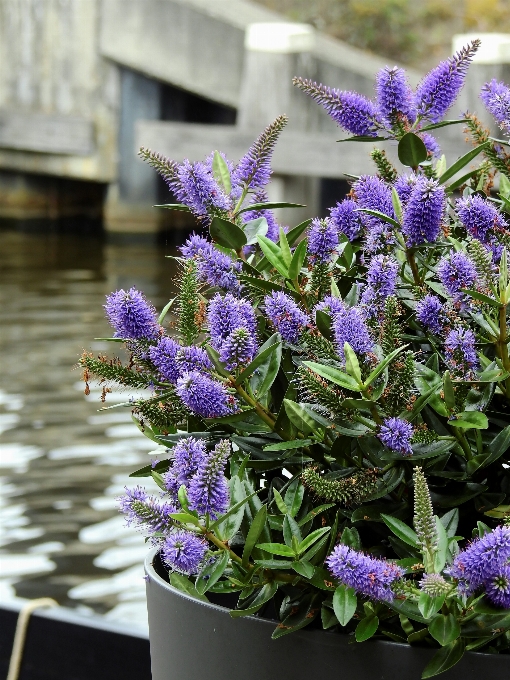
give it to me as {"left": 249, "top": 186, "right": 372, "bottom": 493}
{"left": 0, "top": 602, "right": 150, "bottom": 680}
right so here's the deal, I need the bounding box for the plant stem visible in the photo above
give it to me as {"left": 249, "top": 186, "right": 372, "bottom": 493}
{"left": 496, "top": 303, "right": 510, "bottom": 399}
{"left": 450, "top": 426, "right": 473, "bottom": 460}
{"left": 406, "top": 249, "right": 421, "bottom": 286}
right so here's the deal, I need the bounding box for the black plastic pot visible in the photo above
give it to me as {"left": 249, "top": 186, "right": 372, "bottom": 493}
{"left": 145, "top": 548, "right": 509, "bottom": 680}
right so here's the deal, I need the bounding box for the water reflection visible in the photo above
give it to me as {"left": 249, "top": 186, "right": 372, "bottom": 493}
{"left": 0, "top": 227, "right": 182, "bottom": 629}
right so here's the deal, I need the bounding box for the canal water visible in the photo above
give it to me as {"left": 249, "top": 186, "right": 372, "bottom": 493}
{"left": 0, "top": 226, "right": 185, "bottom": 630}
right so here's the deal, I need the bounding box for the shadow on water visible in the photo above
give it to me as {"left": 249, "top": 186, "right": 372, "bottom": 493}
{"left": 0, "top": 223, "right": 190, "bottom": 629}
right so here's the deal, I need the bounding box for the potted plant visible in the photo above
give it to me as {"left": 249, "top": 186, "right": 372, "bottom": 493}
{"left": 80, "top": 39, "right": 510, "bottom": 679}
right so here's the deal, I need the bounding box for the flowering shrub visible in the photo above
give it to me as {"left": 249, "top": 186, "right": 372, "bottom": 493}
{"left": 81, "top": 40, "right": 510, "bottom": 678}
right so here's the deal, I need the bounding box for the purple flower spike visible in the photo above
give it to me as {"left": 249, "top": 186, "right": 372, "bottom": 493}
{"left": 402, "top": 177, "right": 445, "bottom": 246}
{"left": 180, "top": 236, "right": 242, "bottom": 293}
{"left": 176, "top": 159, "right": 231, "bottom": 219}
{"left": 231, "top": 115, "right": 287, "bottom": 190}
{"left": 164, "top": 437, "right": 207, "bottom": 496}
{"left": 162, "top": 530, "right": 208, "bottom": 575}
{"left": 118, "top": 486, "right": 176, "bottom": 534}
{"left": 438, "top": 252, "right": 477, "bottom": 299}
{"left": 448, "top": 525, "right": 510, "bottom": 596}
{"left": 307, "top": 218, "right": 339, "bottom": 264}
{"left": 416, "top": 295, "right": 448, "bottom": 335}
{"left": 420, "top": 133, "right": 441, "bottom": 158}
{"left": 414, "top": 40, "right": 480, "bottom": 122}
{"left": 188, "top": 439, "right": 231, "bottom": 519}
{"left": 360, "top": 255, "right": 398, "bottom": 314}
{"left": 485, "top": 566, "right": 510, "bottom": 608}
{"left": 481, "top": 79, "right": 510, "bottom": 134}
{"left": 326, "top": 545, "right": 403, "bottom": 602}
{"left": 329, "top": 198, "right": 363, "bottom": 242}
{"left": 293, "top": 78, "right": 382, "bottom": 137}
{"left": 315, "top": 295, "right": 346, "bottom": 319}
{"left": 376, "top": 66, "right": 416, "bottom": 125}
{"left": 394, "top": 174, "right": 417, "bottom": 207}
{"left": 333, "top": 307, "right": 374, "bottom": 360}
{"left": 219, "top": 327, "right": 257, "bottom": 370}
{"left": 445, "top": 327, "right": 479, "bottom": 380}
{"left": 176, "top": 346, "right": 213, "bottom": 375}
{"left": 180, "top": 234, "right": 211, "bottom": 259}
{"left": 378, "top": 417, "right": 414, "bottom": 457}
{"left": 353, "top": 175, "right": 396, "bottom": 252}
{"left": 105, "top": 288, "right": 161, "bottom": 341}
{"left": 176, "top": 371, "right": 238, "bottom": 418}
{"left": 149, "top": 337, "right": 181, "bottom": 383}
{"left": 208, "top": 293, "right": 257, "bottom": 350}
{"left": 456, "top": 195, "right": 508, "bottom": 247}
{"left": 264, "top": 291, "right": 309, "bottom": 344}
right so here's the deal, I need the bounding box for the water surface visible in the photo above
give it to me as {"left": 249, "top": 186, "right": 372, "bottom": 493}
{"left": 0, "top": 227, "right": 182, "bottom": 630}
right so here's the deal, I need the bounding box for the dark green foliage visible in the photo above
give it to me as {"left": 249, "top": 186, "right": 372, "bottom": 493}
{"left": 177, "top": 259, "right": 203, "bottom": 345}
{"left": 80, "top": 352, "right": 153, "bottom": 390}
{"left": 371, "top": 148, "right": 398, "bottom": 183}
{"left": 302, "top": 466, "right": 379, "bottom": 505}
{"left": 132, "top": 392, "right": 188, "bottom": 431}
{"left": 464, "top": 114, "right": 510, "bottom": 181}
{"left": 380, "top": 296, "right": 402, "bottom": 355}
{"left": 296, "top": 366, "right": 345, "bottom": 417}
{"left": 384, "top": 351, "right": 416, "bottom": 416}
{"left": 308, "top": 262, "right": 331, "bottom": 300}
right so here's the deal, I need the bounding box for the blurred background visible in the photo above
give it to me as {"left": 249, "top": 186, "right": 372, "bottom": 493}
{"left": 1, "top": 0, "right": 510, "bottom": 633}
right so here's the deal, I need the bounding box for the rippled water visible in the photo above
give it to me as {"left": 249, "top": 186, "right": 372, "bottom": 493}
{"left": 0, "top": 227, "right": 183, "bottom": 630}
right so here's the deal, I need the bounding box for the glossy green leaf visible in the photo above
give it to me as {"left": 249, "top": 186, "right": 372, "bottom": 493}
{"left": 279, "top": 227, "right": 292, "bottom": 267}
{"left": 421, "top": 639, "right": 465, "bottom": 678}
{"left": 354, "top": 208, "right": 400, "bottom": 229}
{"left": 315, "top": 310, "right": 333, "bottom": 341}
{"left": 210, "top": 216, "right": 247, "bottom": 250}
{"left": 438, "top": 141, "right": 490, "bottom": 184}
{"left": 298, "top": 527, "right": 331, "bottom": 554}
{"left": 230, "top": 582, "right": 278, "bottom": 618}
{"left": 170, "top": 573, "right": 209, "bottom": 602}
{"left": 242, "top": 504, "right": 267, "bottom": 568}
{"left": 263, "top": 439, "right": 313, "bottom": 452}
{"left": 381, "top": 514, "right": 419, "bottom": 548}
{"left": 418, "top": 593, "right": 445, "bottom": 620}
{"left": 256, "top": 542, "right": 296, "bottom": 557}
{"left": 434, "top": 515, "right": 448, "bottom": 573}
{"left": 337, "top": 135, "right": 389, "bottom": 142}
{"left": 428, "top": 614, "right": 461, "bottom": 646}
{"left": 398, "top": 132, "right": 428, "bottom": 167}
{"left": 302, "top": 361, "right": 361, "bottom": 391}
{"left": 243, "top": 217, "right": 268, "bottom": 245}
{"left": 273, "top": 488, "right": 289, "bottom": 515}
{"left": 153, "top": 203, "right": 191, "bottom": 212}
{"left": 256, "top": 235, "right": 289, "bottom": 278}
{"left": 210, "top": 488, "right": 258, "bottom": 531}
{"left": 214, "top": 476, "right": 247, "bottom": 541}
{"left": 238, "top": 202, "right": 305, "bottom": 214}
{"left": 286, "top": 219, "right": 313, "bottom": 247}
{"left": 355, "top": 615, "right": 379, "bottom": 642}
{"left": 283, "top": 399, "right": 316, "bottom": 435}
{"left": 212, "top": 150, "right": 232, "bottom": 194}
{"left": 460, "top": 288, "right": 502, "bottom": 308}
{"left": 195, "top": 550, "right": 229, "bottom": 595}
{"left": 284, "top": 477, "right": 305, "bottom": 518}
{"left": 292, "top": 560, "right": 315, "bottom": 578}
{"left": 288, "top": 238, "right": 307, "bottom": 280}
{"left": 283, "top": 514, "right": 302, "bottom": 547}
{"left": 483, "top": 425, "right": 510, "bottom": 468}
{"left": 344, "top": 342, "right": 362, "bottom": 383}
{"left": 448, "top": 411, "right": 489, "bottom": 429}
{"left": 364, "top": 344, "right": 408, "bottom": 388}
{"left": 235, "top": 340, "right": 280, "bottom": 386}
{"left": 333, "top": 585, "right": 357, "bottom": 626}
{"left": 391, "top": 187, "right": 403, "bottom": 222}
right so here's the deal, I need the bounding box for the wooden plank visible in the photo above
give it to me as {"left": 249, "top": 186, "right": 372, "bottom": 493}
{"left": 0, "top": 111, "right": 94, "bottom": 156}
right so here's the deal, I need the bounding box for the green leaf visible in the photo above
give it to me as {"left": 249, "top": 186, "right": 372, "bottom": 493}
{"left": 292, "top": 560, "right": 315, "bottom": 578}
{"left": 333, "top": 585, "right": 357, "bottom": 626}
{"left": 391, "top": 187, "right": 403, "bottom": 222}
{"left": 235, "top": 340, "right": 281, "bottom": 386}
{"left": 337, "top": 135, "right": 389, "bottom": 142}
{"left": 344, "top": 342, "right": 362, "bottom": 383}
{"left": 252, "top": 337, "right": 282, "bottom": 398}
{"left": 421, "top": 639, "right": 465, "bottom": 678}
{"left": 315, "top": 310, "right": 333, "bottom": 341}
{"left": 273, "top": 488, "right": 289, "bottom": 515}
{"left": 271, "top": 593, "right": 319, "bottom": 638}
{"left": 460, "top": 288, "right": 502, "bottom": 308}
{"left": 283, "top": 399, "right": 316, "bottom": 435}
{"left": 445, "top": 169, "right": 480, "bottom": 193}
{"left": 209, "top": 488, "right": 258, "bottom": 531}
{"left": 170, "top": 573, "right": 209, "bottom": 602}
{"left": 283, "top": 514, "right": 302, "bottom": 547}
{"left": 264, "top": 439, "right": 312, "bottom": 452}
{"left": 381, "top": 514, "right": 419, "bottom": 548}
{"left": 483, "top": 425, "right": 510, "bottom": 467}
{"left": 230, "top": 581, "right": 277, "bottom": 618}
{"left": 210, "top": 216, "right": 247, "bottom": 250}
{"left": 438, "top": 141, "right": 490, "bottom": 184}
{"left": 205, "top": 345, "right": 230, "bottom": 377}
{"left": 428, "top": 614, "right": 461, "bottom": 646}
{"left": 448, "top": 411, "right": 489, "bottom": 429}
{"left": 398, "top": 132, "right": 428, "bottom": 167}
{"left": 255, "top": 542, "right": 296, "bottom": 557}
{"left": 214, "top": 477, "right": 247, "bottom": 541}
{"left": 418, "top": 592, "right": 446, "bottom": 620}
{"left": 243, "top": 217, "right": 268, "bottom": 245}
{"left": 212, "top": 150, "right": 232, "bottom": 194}
{"left": 434, "top": 515, "right": 448, "bottom": 573}
{"left": 500, "top": 173, "right": 510, "bottom": 198}
{"left": 169, "top": 512, "right": 200, "bottom": 526}
{"left": 286, "top": 219, "right": 313, "bottom": 247}
{"left": 279, "top": 227, "right": 292, "bottom": 267}
{"left": 443, "top": 371, "right": 455, "bottom": 410}
{"left": 355, "top": 615, "right": 379, "bottom": 642}
{"left": 238, "top": 202, "right": 305, "bottom": 214}
{"left": 195, "top": 551, "right": 229, "bottom": 595}
{"left": 284, "top": 477, "right": 305, "bottom": 518}
{"left": 288, "top": 239, "right": 307, "bottom": 280}
{"left": 354, "top": 208, "right": 400, "bottom": 229}
{"left": 302, "top": 361, "right": 362, "bottom": 391}
{"left": 298, "top": 527, "right": 331, "bottom": 555}
{"left": 460, "top": 612, "right": 510, "bottom": 637}
{"left": 242, "top": 505, "right": 267, "bottom": 568}
{"left": 364, "top": 344, "right": 408, "bottom": 388}
{"left": 256, "top": 235, "right": 289, "bottom": 278}
{"left": 158, "top": 298, "right": 175, "bottom": 324}
{"left": 153, "top": 203, "right": 191, "bottom": 212}
{"left": 419, "top": 119, "right": 468, "bottom": 132}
